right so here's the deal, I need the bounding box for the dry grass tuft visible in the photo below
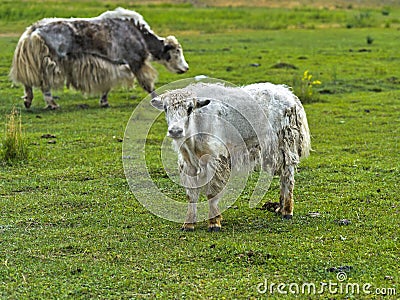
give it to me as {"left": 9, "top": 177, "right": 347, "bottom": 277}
{"left": 1, "top": 107, "right": 28, "bottom": 163}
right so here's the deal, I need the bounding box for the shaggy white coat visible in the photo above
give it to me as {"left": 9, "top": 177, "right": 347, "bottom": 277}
{"left": 151, "top": 82, "right": 311, "bottom": 231}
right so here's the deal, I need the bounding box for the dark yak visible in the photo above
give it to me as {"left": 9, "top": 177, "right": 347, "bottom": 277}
{"left": 10, "top": 7, "right": 189, "bottom": 109}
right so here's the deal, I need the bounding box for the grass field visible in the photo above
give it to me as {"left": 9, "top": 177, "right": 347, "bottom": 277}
{"left": 0, "top": 1, "right": 399, "bottom": 299}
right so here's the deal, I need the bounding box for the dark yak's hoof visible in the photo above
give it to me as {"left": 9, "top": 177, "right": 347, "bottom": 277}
{"left": 23, "top": 96, "right": 32, "bottom": 108}
{"left": 208, "top": 226, "right": 221, "bottom": 232}
{"left": 150, "top": 91, "right": 158, "bottom": 99}
{"left": 100, "top": 103, "right": 110, "bottom": 108}
{"left": 77, "top": 104, "right": 90, "bottom": 109}
{"left": 24, "top": 101, "right": 32, "bottom": 109}
{"left": 283, "top": 215, "right": 293, "bottom": 220}
{"left": 45, "top": 105, "right": 59, "bottom": 110}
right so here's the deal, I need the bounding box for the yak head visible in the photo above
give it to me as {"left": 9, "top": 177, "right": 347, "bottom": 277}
{"left": 137, "top": 23, "right": 189, "bottom": 74}
{"left": 159, "top": 36, "right": 189, "bottom": 74}
{"left": 151, "top": 90, "right": 210, "bottom": 139}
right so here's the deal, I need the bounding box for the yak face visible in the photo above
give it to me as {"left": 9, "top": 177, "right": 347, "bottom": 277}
{"left": 151, "top": 91, "right": 210, "bottom": 139}
{"left": 159, "top": 36, "right": 189, "bottom": 74}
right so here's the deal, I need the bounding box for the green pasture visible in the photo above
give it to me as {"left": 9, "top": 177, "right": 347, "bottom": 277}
{"left": 0, "top": 1, "right": 399, "bottom": 299}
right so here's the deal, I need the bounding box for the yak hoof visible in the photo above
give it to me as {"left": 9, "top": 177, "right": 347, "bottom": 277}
{"left": 181, "top": 224, "right": 195, "bottom": 232}
{"left": 283, "top": 215, "right": 293, "bottom": 220}
{"left": 208, "top": 226, "right": 221, "bottom": 232}
{"left": 24, "top": 100, "right": 32, "bottom": 109}
{"left": 100, "top": 103, "right": 110, "bottom": 108}
{"left": 208, "top": 215, "right": 222, "bottom": 232}
{"left": 23, "top": 96, "right": 32, "bottom": 109}
{"left": 45, "top": 104, "right": 59, "bottom": 110}
{"left": 150, "top": 91, "right": 158, "bottom": 99}
{"left": 260, "top": 202, "right": 281, "bottom": 213}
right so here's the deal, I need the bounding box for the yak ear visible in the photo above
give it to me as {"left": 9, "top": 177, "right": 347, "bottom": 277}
{"left": 150, "top": 97, "right": 164, "bottom": 110}
{"left": 163, "top": 43, "right": 174, "bottom": 52}
{"left": 195, "top": 98, "right": 211, "bottom": 108}
{"left": 163, "top": 36, "right": 178, "bottom": 52}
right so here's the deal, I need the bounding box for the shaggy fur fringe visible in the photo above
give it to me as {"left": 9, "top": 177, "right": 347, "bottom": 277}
{"left": 135, "top": 61, "right": 158, "bottom": 93}
{"left": 10, "top": 31, "right": 65, "bottom": 90}
{"left": 65, "top": 54, "right": 134, "bottom": 94}
{"left": 10, "top": 29, "right": 135, "bottom": 94}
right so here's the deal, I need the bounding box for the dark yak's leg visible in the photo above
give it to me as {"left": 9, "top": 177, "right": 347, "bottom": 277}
{"left": 150, "top": 91, "right": 158, "bottom": 99}
{"left": 23, "top": 85, "right": 34, "bottom": 108}
{"left": 42, "top": 89, "right": 59, "bottom": 110}
{"left": 182, "top": 188, "right": 199, "bottom": 232}
{"left": 280, "top": 165, "right": 295, "bottom": 219}
{"left": 99, "top": 91, "right": 110, "bottom": 108}
{"left": 134, "top": 62, "right": 157, "bottom": 96}
{"left": 136, "top": 74, "right": 154, "bottom": 95}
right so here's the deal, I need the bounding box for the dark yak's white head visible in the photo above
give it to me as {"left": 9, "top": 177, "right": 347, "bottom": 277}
{"left": 159, "top": 36, "right": 189, "bottom": 74}
{"left": 101, "top": 7, "right": 189, "bottom": 74}
{"left": 151, "top": 91, "right": 210, "bottom": 139}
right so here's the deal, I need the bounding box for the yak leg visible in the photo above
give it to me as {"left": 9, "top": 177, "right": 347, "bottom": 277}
{"left": 280, "top": 165, "right": 295, "bottom": 219}
{"left": 23, "top": 85, "right": 34, "bottom": 109}
{"left": 206, "top": 158, "right": 229, "bottom": 232}
{"left": 136, "top": 73, "right": 154, "bottom": 94}
{"left": 182, "top": 188, "right": 199, "bottom": 231}
{"left": 135, "top": 62, "right": 157, "bottom": 94}
{"left": 207, "top": 194, "right": 222, "bottom": 232}
{"left": 150, "top": 91, "right": 158, "bottom": 99}
{"left": 99, "top": 91, "right": 110, "bottom": 108}
{"left": 42, "top": 90, "right": 59, "bottom": 110}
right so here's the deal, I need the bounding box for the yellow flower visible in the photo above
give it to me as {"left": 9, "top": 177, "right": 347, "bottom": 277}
{"left": 303, "top": 70, "right": 309, "bottom": 80}
{"left": 312, "top": 80, "right": 322, "bottom": 85}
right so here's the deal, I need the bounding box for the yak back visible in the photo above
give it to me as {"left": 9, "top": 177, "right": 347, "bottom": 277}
{"left": 33, "top": 17, "right": 157, "bottom": 72}
{"left": 185, "top": 83, "right": 271, "bottom": 145}
{"left": 180, "top": 83, "right": 274, "bottom": 172}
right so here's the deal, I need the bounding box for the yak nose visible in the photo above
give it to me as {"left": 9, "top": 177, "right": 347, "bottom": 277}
{"left": 178, "top": 66, "right": 189, "bottom": 74}
{"left": 168, "top": 126, "right": 183, "bottom": 138}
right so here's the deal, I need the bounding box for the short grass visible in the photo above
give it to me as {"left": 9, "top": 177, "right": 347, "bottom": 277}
{"left": 0, "top": 1, "right": 399, "bottom": 299}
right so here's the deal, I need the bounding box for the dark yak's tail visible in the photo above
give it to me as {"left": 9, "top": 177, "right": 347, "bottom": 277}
{"left": 10, "top": 28, "right": 65, "bottom": 91}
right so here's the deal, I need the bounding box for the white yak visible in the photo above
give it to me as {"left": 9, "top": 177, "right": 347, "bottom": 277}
{"left": 151, "top": 82, "right": 311, "bottom": 231}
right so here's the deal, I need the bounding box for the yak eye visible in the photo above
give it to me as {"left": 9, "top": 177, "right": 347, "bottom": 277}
{"left": 187, "top": 105, "right": 193, "bottom": 115}
{"left": 163, "top": 105, "right": 167, "bottom": 112}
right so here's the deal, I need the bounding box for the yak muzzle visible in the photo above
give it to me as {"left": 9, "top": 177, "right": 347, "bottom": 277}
{"left": 168, "top": 126, "right": 184, "bottom": 138}
{"left": 177, "top": 66, "right": 189, "bottom": 74}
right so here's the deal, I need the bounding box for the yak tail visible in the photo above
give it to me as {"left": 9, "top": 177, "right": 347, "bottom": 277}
{"left": 10, "top": 29, "right": 65, "bottom": 90}
{"left": 297, "top": 105, "right": 311, "bottom": 159}
{"left": 280, "top": 102, "right": 311, "bottom": 167}
{"left": 66, "top": 54, "right": 135, "bottom": 94}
